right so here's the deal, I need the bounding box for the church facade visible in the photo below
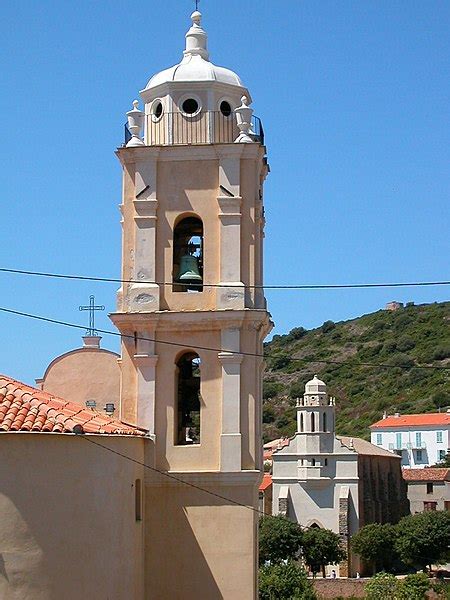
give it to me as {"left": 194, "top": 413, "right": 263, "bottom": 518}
{"left": 0, "top": 10, "right": 270, "bottom": 600}
{"left": 271, "top": 376, "right": 409, "bottom": 576}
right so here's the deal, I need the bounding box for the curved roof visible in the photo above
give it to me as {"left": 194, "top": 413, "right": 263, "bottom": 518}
{"left": 0, "top": 375, "right": 144, "bottom": 436}
{"left": 146, "top": 54, "right": 244, "bottom": 90}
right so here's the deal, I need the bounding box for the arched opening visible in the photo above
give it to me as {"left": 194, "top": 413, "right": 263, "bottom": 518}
{"left": 300, "top": 413, "right": 304, "bottom": 433}
{"left": 311, "top": 412, "right": 315, "bottom": 433}
{"left": 310, "top": 522, "right": 321, "bottom": 529}
{"left": 173, "top": 216, "right": 203, "bottom": 292}
{"left": 323, "top": 412, "right": 327, "bottom": 432}
{"left": 176, "top": 352, "right": 201, "bottom": 445}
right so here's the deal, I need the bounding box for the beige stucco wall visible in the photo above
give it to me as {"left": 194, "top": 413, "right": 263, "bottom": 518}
{"left": 0, "top": 434, "right": 144, "bottom": 600}
{"left": 37, "top": 347, "right": 120, "bottom": 410}
{"left": 407, "top": 480, "right": 450, "bottom": 513}
{"left": 144, "top": 477, "right": 258, "bottom": 600}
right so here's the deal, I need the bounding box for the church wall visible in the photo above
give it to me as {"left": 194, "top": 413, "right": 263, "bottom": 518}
{"left": 0, "top": 434, "right": 145, "bottom": 600}
{"left": 144, "top": 479, "right": 258, "bottom": 600}
{"left": 38, "top": 348, "right": 120, "bottom": 410}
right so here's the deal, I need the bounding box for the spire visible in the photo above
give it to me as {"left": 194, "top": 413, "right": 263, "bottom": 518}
{"left": 184, "top": 11, "right": 209, "bottom": 60}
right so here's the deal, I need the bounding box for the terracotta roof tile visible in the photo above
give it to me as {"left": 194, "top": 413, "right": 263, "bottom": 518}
{"left": 0, "top": 374, "right": 145, "bottom": 436}
{"left": 371, "top": 413, "right": 450, "bottom": 429}
{"left": 259, "top": 473, "right": 272, "bottom": 491}
{"left": 402, "top": 468, "right": 450, "bottom": 482}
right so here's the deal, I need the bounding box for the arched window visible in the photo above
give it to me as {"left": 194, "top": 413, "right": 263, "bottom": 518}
{"left": 173, "top": 217, "right": 203, "bottom": 292}
{"left": 311, "top": 412, "right": 315, "bottom": 433}
{"left": 323, "top": 412, "right": 327, "bottom": 432}
{"left": 300, "top": 413, "right": 304, "bottom": 433}
{"left": 176, "top": 352, "right": 201, "bottom": 445}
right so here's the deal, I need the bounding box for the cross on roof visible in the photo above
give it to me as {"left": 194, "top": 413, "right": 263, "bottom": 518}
{"left": 79, "top": 295, "right": 105, "bottom": 336}
{"left": 195, "top": 0, "right": 200, "bottom": 11}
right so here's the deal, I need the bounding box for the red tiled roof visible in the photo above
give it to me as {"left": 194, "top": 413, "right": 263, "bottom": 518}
{"left": 371, "top": 413, "right": 450, "bottom": 429}
{"left": 263, "top": 438, "right": 290, "bottom": 460}
{"left": 402, "top": 468, "right": 450, "bottom": 482}
{"left": 259, "top": 473, "right": 272, "bottom": 491}
{"left": 0, "top": 375, "right": 145, "bottom": 436}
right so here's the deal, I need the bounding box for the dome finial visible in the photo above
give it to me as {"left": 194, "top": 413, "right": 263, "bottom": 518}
{"left": 184, "top": 6, "right": 208, "bottom": 60}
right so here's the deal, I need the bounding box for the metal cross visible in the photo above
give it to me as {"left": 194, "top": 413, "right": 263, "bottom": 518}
{"left": 195, "top": 0, "right": 200, "bottom": 10}
{"left": 79, "top": 295, "right": 105, "bottom": 336}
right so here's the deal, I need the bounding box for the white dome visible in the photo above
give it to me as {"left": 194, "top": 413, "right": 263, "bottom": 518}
{"left": 305, "top": 375, "right": 327, "bottom": 394}
{"left": 146, "top": 54, "right": 244, "bottom": 90}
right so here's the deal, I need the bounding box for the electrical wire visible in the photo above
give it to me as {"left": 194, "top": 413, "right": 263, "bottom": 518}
{"left": 0, "top": 266, "right": 449, "bottom": 290}
{"left": 0, "top": 305, "right": 449, "bottom": 371}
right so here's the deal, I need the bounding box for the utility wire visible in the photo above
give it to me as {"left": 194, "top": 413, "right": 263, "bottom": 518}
{"left": 0, "top": 305, "right": 448, "bottom": 371}
{"left": 9, "top": 404, "right": 267, "bottom": 516}
{"left": 1, "top": 267, "right": 449, "bottom": 290}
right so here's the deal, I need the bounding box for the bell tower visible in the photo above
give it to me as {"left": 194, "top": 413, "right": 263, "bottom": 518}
{"left": 110, "top": 10, "right": 271, "bottom": 599}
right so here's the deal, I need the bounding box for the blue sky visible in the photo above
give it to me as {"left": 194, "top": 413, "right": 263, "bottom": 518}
{"left": 0, "top": 0, "right": 449, "bottom": 385}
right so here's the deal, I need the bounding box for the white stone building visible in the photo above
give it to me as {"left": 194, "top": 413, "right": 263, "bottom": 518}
{"left": 272, "top": 376, "right": 408, "bottom": 577}
{"left": 370, "top": 413, "right": 450, "bottom": 468}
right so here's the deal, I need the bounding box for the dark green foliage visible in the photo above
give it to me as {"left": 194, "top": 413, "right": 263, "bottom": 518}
{"left": 397, "top": 336, "right": 415, "bottom": 352}
{"left": 259, "top": 561, "right": 317, "bottom": 600}
{"left": 263, "top": 404, "right": 276, "bottom": 424}
{"left": 263, "top": 302, "right": 450, "bottom": 441}
{"left": 351, "top": 523, "right": 398, "bottom": 573}
{"left": 394, "top": 511, "right": 450, "bottom": 570}
{"left": 397, "top": 573, "right": 431, "bottom": 600}
{"left": 263, "top": 381, "right": 283, "bottom": 400}
{"left": 259, "top": 516, "right": 303, "bottom": 565}
{"left": 365, "top": 572, "right": 399, "bottom": 600}
{"left": 301, "top": 528, "right": 346, "bottom": 578}
{"left": 285, "top": 327, "right": 307, "bottom": 341}
{"left": 321, "top": 320, "right": 336, "bottom": 333}
{"left": 433, "top": 344, "right": 450, "bottom": 361}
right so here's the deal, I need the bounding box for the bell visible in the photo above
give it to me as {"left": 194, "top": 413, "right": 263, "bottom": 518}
{"left": 177, "top": 254, "right": 202, "bottom": 284}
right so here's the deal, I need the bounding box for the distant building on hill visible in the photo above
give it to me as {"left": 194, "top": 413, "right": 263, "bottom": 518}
{"left": 385, "top": 301, "right": 403, "bottom": 311}
{"left": 271, "top": 376, "right": 408, "bottom": 577}
{"left": 402, "top": 468, "right": 450, "bottom": 512}
{"left": 370, "top": 412, "right": 450, "bottom": 468}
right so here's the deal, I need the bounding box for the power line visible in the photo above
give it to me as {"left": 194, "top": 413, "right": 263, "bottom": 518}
{"left": 78, "top": 435, "right": 267, "bottom": 517}
{"left": 1, "top": 266, "right": 449, "bottom": 290}
{"left": 9, "top": 404, "right": 267, "bottom": 517}
{"left": 0, "top": 305, "right": 448, "bottom": 371}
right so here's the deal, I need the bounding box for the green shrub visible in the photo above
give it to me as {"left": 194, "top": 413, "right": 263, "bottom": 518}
{"left": 259, "top": 516, "right": 303, "bottom": 565}
{"left": 365, "top": 572, "right": 399, "bottom": 600}
{"left": 263, "top": 405, "right": 276, "bottom": 424}
{"left": 263, "top": 381, "right": 283, "bottom": 400}
{"left": 321, "top": 320, "right": 336, "bottom": 333}
{"left": 285, "top": 327, "right": 307, "bottom": 342}
{"left": 433, "top": 345, "right": 450, "bottom": 361}
{"left": 397, "top": 336, "right": 415, "bottom": 352}
{"left": 397, "top": 573, "right": 431, "bottom": 600}
{"left": 387, "top": 353, "right": 415, "bottom": 368}
{"left": 259, "top": 561, "right": 317, "bottom": 600}
{"left": 268, "top": 353, "right": 291, "bottom": 370}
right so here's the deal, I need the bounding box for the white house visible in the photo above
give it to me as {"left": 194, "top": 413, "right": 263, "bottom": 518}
{"left": 370, "top": 413, "right": 450, "bottom": 468}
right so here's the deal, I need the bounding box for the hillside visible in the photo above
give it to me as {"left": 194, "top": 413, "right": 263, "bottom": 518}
{"left": 263, "top": 301, "right": 450, "bottom": 442}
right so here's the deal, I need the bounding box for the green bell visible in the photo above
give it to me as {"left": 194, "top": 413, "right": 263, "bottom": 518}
{"left": 177, "top": 254, "right": 202, "bottom": 284}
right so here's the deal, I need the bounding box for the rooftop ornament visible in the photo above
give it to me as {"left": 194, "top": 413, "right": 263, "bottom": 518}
{"left": 235, "top": 96, "right": 255, "bottom": 143}
{"left": 126, "top": 100, "right": 145, "bottom": 147}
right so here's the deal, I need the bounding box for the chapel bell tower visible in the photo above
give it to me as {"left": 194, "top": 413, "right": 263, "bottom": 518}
{"left": 110, "top": 11, "right": 271, "bottom": 598}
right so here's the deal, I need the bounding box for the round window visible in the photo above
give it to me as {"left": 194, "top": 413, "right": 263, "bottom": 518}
{"left": 220, "top": 101, "right": 232, "bottom": 117}
{"left": 182, "top": 98, "right": 199, "bottom": 115}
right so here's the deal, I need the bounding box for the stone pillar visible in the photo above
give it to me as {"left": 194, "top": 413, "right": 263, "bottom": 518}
{"left": 338, "top": 486, "right": 351, "bottom": 577}
{"left": 134, "top": 327, "right": 158, "bottom": 438}
{"left": 128, "top": 155, "right": 160, "bottom": 311}
{"left": 219, "top": 327, "right": 243, "bottom": 471}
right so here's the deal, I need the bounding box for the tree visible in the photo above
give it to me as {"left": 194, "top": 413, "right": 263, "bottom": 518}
{"left": 351, "top": 523, "right": 398, "bottom": 573}
{"left": 259, "top": 516, "right": 303, "bottom": 565}
{"left": 301, "top": 528, "right": 346, "bottom": 578}
{"left": 395, "top": 511, "right": 450, "bottom": 571}
{"left": 259, "top": 561, "right": 317, "bottom": 600}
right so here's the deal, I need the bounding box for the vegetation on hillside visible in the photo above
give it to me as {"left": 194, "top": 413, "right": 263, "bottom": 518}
{"left": 263, "top": 301, "right": 450, "bottom": 441}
